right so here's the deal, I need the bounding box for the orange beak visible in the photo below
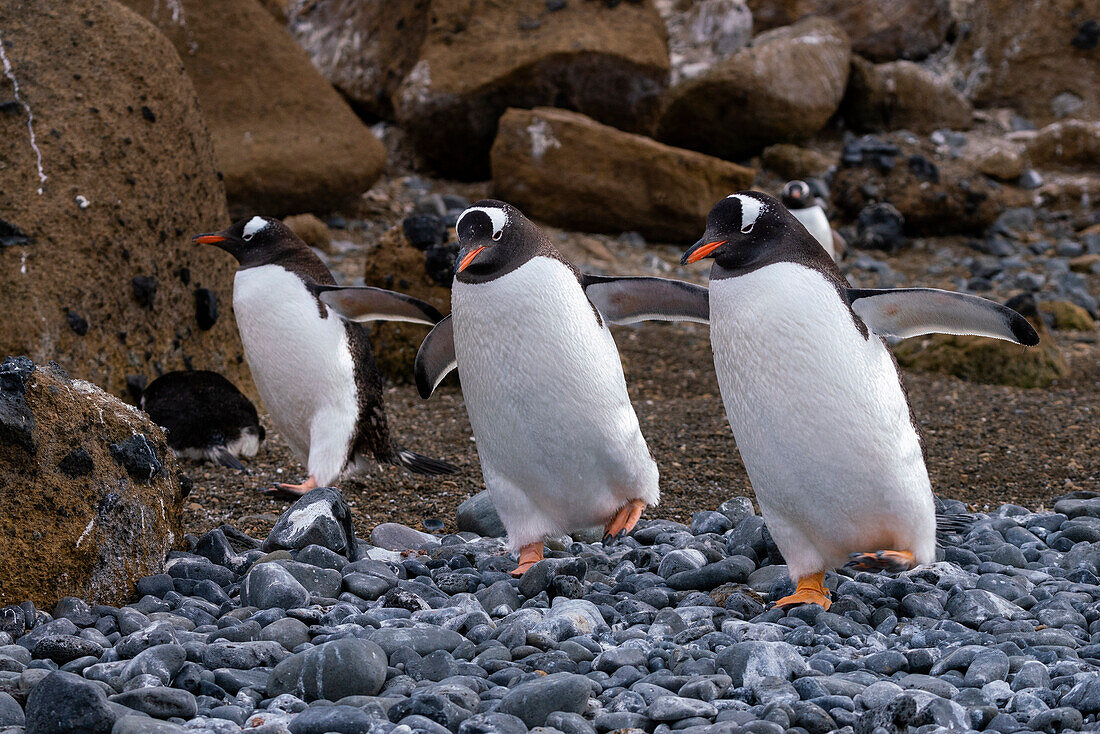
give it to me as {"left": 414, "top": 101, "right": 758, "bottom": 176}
{"left": 457, "top": 246, "right": 486, "bottom": 273}
{"left": 681, "top": 240, "right": 726, "bottom": 265}
{"left": 193, "top": 233, "right": 227, "bottom": 244}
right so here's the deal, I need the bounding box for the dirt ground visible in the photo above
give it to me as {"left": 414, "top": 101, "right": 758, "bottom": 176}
{"left": 181, "top": 321, "right": 1100, "bottom": 542}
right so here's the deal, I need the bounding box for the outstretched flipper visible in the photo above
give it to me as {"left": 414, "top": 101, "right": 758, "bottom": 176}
{"left": 582, "top": 275, "right": 710, "bottom": 325}
{"left": 847, "top": 288, "right": 1039, "bottom": 345}
{"left": 393, "top": 449, "right": 458, "bottom": 475}
{"left": 316, "top": 285, "right": 444, "bottom": 325}
{"left": 414, "top": 315, "right": 457, "bottom": 399}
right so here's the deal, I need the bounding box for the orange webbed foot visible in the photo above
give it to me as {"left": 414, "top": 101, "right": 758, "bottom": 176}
{"left": 775, "top": 572, "right": 832, "bottom": 610}
{"left": 511, "top": 542, "right": 545, "bottom": 577}
{"left": 846, "top": 549, "right": 918, "bottom": 573}
{"left": 603, "top": 499, "right": 646, "bottom": 544}
{"left": 260, "top": 475, "right": 319, "bottom": 500}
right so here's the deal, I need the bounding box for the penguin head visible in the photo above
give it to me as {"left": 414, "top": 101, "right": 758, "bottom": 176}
{"left": 193, "top": 216, "right": 299, "bottom": 266}
{"left": 781, "top": 180, "right": 813, "bottom": 210}
{"left": 682, "top": 192, "right": 790, "bottom": 268}
{"left": 453, "top": 200, "right": 533, "bottom": 283}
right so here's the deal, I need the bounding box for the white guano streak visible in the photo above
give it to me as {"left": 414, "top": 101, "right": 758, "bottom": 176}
{"left": 0, "top": 31, "right": 47, "bottom": 194}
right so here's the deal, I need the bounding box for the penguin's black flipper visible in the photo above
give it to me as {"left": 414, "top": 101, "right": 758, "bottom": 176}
{"left": 935, "top": 512, "right": 978, "bottom": 546}
{"left": 394, "top": 449, "right": 459, "bottom": 476}
{"left": 582, "top": 275, "right": 710, "bottom": 325}
{"left": 415, "top": 316, "right": 457, "bottom": 399}
{"left": 317, "top": 285, "right": 444, "bottom": 326}
{"left": 210, "top": 445, "right": 249, "bottom": 473}
{"left": 847, "top": 288, "right": 1040, "bottom": 345}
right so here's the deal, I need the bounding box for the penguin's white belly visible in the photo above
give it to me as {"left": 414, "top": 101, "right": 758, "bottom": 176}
{"left": 452, "top": 258, "right": 658, "bottom": 549}
{"left": 792, "top": 207, "right": 835, "bottom": 259}
{"left": 233, "top": 265, "right": 358, "bottom": 483}
{"left": 710, "top": 263, "right": 934, "bottom": 577}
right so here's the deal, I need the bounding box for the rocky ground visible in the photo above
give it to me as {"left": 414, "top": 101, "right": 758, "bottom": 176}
{"left": 5, "top": 486, "right": 1100, "bottom": 734}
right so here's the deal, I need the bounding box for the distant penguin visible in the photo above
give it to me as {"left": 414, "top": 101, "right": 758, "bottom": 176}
{"left": 320, "top": 200, "right": 709, "bottom": 576}
{"left": 140, "top": 370, "right": 264, "bottom": 471}
{"left": 781, "top": 180, "right": 838, "bottom": 259}
{"left": 194, "top": 216, "right": 457, "bottom": 497}
{"left": 672, "top": 191, "right": 1039, "bottom": 608}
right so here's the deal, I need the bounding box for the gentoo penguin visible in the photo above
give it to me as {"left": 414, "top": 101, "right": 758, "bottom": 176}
{"left": 140, "top": 370, "right": 265, "bottom": 471}
{"left": 781, "top": 180, "right": 838, "bottom": 259}
{"left": 671, "top": 191, "right": 1038, "bottom": 608}
{"left": 319, "top": 200, "right": 708, "bottom": 576}
{"left": 194, "top": 216, "right": 457, "bottom": 497}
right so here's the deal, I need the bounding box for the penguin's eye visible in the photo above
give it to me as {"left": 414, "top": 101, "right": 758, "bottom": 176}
{"left": 492, "top": 230, "right": 503, "bottom": 241}
{"left": 741, "top": 222, "right": 754, "bottom": 234}
{"left": 243, "top": 233, "right": 254, "bottom": 242}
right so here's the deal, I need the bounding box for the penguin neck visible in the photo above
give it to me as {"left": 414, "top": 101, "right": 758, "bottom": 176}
{"left": 240, "top": 244, "right": 336, "bottom": 287}
{"left": 710, "top": 232, "right": 847, "bottom": 290}
{"left": 457, "top": 230, "right": 580, "bottom": 286}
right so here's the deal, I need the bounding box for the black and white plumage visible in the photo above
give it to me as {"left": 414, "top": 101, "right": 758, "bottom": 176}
{"left": 671, "top": 191, "right": 1037, "bottom": 605}
{"left": 321, "top": 201, "right": 709, "bottom": 573}
{"left": 781, "top": 180, "right": 837, "bottom": 259}
{"left": 194, "top": 216, "right": 456, "bottom": 495}
{"left": 140, "top": 370, "right": 264, "bottom": 471}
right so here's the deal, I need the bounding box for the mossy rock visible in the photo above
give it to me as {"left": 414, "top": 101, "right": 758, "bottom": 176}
{"left": 893, "top": 320, "right": 1069, "bottom": 388}
{"left": 1040, "top": 300, "right": 1096, "bottom": 331}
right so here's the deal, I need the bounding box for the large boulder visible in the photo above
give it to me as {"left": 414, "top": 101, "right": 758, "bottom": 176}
{"left": 0, "top": 0, "right": 248, "bottom": 398}
{"left": 657, "top": 17, "right": 850, "bottom": 161}
{"left": 492, "top": 107, "right": 755, "bottom": 243}
{"left": 0, "top": 358, "right": 184, "bottom": 608}
{"left": 831, "top": 135, "right": 1006, "bottom": 235}
{"left": 123, "top": 0, "right": 386, "bottom": 216}
{"left": 842, "top": 57, "right": 973, "bottom": 133}
{"left": 394, "top": 0, "right": 668, "bottom": 178}
{"left": 746, "top": 0, "right": 952, "bottom": 62}
{"left": 949, "top": 0, "right": 1099, "bottom": 123}
{"left": 287, "top": 0, "right": 429, "bottom": 121}
{"left": 1022, "top": 120, "right": 1100, "bottom": 172}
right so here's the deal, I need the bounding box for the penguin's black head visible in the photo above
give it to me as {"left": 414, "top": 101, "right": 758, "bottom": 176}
{"left": 453, "top": 200, "right": 534, "bottom": 283}
{"left": 681, "top": 192, "right": 792, "bottom": 269}
{"left": 781, "top": 180, "right": 813, "bottom": 210}
{"left": 193, "top": 216, "right": 299, "bottom": 267}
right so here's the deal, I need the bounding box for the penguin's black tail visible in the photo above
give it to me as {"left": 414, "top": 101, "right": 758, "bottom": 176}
{"left": 394, "top": 449, "right": 459, "bottom": 476}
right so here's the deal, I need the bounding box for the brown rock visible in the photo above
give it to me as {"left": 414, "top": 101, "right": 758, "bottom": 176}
{"left": 893, "top": 318, "right": 1069, "bottom": 388}
{"left": 0, "top": 358, "right": 183, "bottom": 608}
{"left": 831, "top": 136, "right": 1005, "bottom": 235}
{"left": 391, "top": 0, "right": 670, "bottom": 179}
{"left": 950, "top": 0, "right": 1098, "bottom": 123}
{"left": 760, "top": 144, "right": 834, "bottom": 180}
{"left": 0, "top": 0, "right": 248, "bottom": 398}
{"left": 361, "top": 227, "right": 450, "bottom": 382}
{"left": 1040, "top": 300, "right": 1096, "bottom": 330}
{"left": 1070, "top": 254, "right": 1100, "bottom": 273}
{"left": 283, "top": 214, "right": 333, "bottom": 255}
{"left": 1022, "top": 120, "right": 1100, "bottom": 172}
{"left": 491, "top": 108, "right": 755, "bottom": 243}
{"left": 287, "top": 0, "right": 427, "bottom": 120}
{"left": 747, "top": 0, "right": 951, "bottom": 61}
{"left": 842, "top": 57, "right": 972, "bottom": 134}
{"left": 965, "top": 139, "right": 1026, "bottom": 181}
{"left": 123, "top": 0, "right": 386, "bottom": 216}
{"left": 657, "top": 18, "right": 850, "bottom": 161}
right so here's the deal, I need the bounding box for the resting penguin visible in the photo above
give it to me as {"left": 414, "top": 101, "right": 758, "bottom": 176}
{"left": 140, "top": 370, "right": 264, "bottom": 471}
{"left": 194, "top": 216, "right": 457, "bottom": 497}
{"left": 781, "top": 180, "right": 838, "bottom": 259}
{"left": 319, "top": 200, "right": 709, "bottom": 576}
{"left": 668, "top": 191, "right": 1039, "bottom": 608}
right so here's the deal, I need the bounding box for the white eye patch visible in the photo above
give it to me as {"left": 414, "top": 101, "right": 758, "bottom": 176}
{"left": 243, "top": 216, "right": 268, "bottom": 240}
{"left": 456, "top": 206, "right": 507, "bottom": 240}
{"left": 727, "top": 193, "right": 764, "bottom": 233}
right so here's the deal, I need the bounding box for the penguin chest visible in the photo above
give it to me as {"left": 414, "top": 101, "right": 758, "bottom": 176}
{"left": 709, "top": 263, "right": 932, "bottom": 562}
{"left": 233, "top": 265, "right": 358, "bottom": 459}
{"left": 791, "top": 207, "right": 834, "bottom": 258}
{"left": 451, "top": 258, "right": 657, "bottom": 530}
